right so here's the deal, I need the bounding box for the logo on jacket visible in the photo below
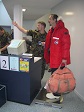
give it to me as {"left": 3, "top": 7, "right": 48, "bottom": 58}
{"left": 54, "top": 40, "right": 59, "bottom": 44}
{"left": 53, "top": 37, "right": 59, "bottom": 45}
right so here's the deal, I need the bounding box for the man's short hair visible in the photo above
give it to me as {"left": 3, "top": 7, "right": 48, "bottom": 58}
{"left": 0, "top": 26, "right": 4, "bottom": 31}
{"left": 38, "top": 21, "right": 46, "bottom": 28}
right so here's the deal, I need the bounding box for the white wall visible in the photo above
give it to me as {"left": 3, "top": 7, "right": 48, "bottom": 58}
{"left": 23, "top": 20, "right": 35, "bottom": 30}
{"left": 52, "top": 0, "right": 84, "bottom": 101}
{"left": 0, "top": 1, "right": 12, "bottom": 26}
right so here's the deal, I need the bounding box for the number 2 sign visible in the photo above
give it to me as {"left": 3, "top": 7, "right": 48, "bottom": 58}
{"left": 0, "top": 56, "right": 9, "bottom": 70}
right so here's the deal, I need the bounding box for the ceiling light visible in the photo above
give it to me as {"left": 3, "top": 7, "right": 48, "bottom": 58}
{"left": 22, "top": 9, "right": 26, "bottom": 12}
{"left": 65, "top": 12, "right": 74, "bottom": 15}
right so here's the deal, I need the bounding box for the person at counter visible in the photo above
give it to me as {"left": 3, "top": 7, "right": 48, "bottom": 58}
{"left": 0, "top": 26, "right": 10, "bottom": 54}
{"left": 13, "top": 21, "right": 47, "bottom": 79}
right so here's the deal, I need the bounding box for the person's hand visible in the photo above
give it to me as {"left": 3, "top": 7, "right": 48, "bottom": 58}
{"left": 12, "top": 21, "right": 17, "bottom": 26}
{"left": 41, "top": 42, "right": 45, "bottom": 46}
{"left": 62, "top": 59, "right": 67, "bottom": 64}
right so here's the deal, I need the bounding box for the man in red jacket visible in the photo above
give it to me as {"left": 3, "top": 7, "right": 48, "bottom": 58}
{"left": 44, "top": 14, "right": 71, "bottom": 101}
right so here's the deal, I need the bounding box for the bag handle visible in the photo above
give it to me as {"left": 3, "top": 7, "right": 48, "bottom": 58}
{"left": 59, "top": 60, "right": 67, "bottom": 69}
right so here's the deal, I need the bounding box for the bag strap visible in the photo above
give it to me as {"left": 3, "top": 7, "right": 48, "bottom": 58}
{"left": 59, "top": 61, "right": 67, "bottom": 69}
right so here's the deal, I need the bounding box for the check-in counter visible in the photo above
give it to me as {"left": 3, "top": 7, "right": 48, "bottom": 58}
{"left": 0, "top": 55, "right": 42, "bottom": 105}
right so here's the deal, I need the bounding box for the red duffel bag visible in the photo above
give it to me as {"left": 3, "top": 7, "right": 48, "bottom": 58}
{"left": 46, "top": 67, "right": 76, "bottom": 94}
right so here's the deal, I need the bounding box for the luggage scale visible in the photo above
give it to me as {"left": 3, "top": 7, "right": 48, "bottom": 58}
{"left": 34, "top": 87, "right": 63, "bottom": 109}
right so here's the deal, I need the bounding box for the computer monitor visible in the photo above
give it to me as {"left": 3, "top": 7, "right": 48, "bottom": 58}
{"left": 7, "top": 39, "right": 27, "bottom": 55}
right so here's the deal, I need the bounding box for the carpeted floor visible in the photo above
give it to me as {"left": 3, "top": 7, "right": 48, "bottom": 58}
{"left": 0, "top": 70, "right": 84, "bottom": 112}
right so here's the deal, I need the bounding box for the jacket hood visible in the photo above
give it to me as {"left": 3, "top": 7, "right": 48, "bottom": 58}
{"left": 56, "top": 20, "right": 65, "bottom": 29}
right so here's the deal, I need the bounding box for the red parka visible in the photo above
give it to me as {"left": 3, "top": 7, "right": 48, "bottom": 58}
{"left": 44, "top": 20, "right": 71, "bottom": 68}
